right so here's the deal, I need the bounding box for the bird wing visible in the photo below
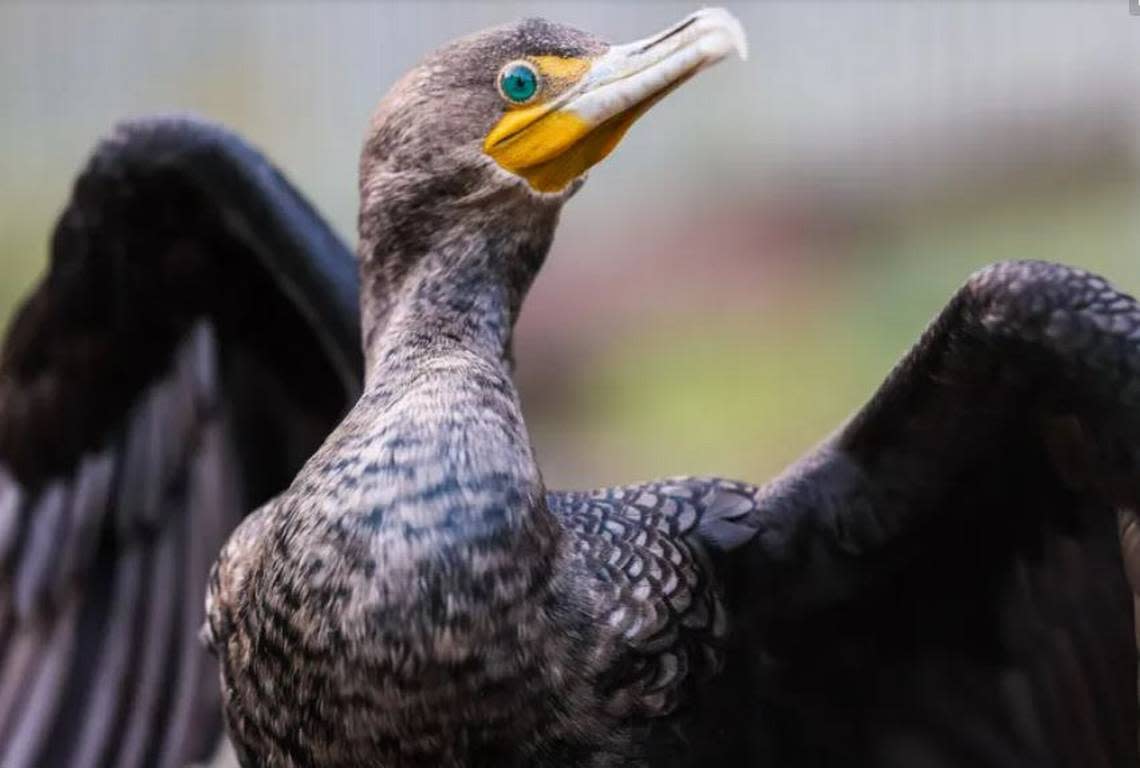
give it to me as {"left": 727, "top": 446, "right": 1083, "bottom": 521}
{"left": 547, "top": 477, "right": 757, "bottom": 719}
{"left": 0, "top": 116, "right": 362, "bottom": 768}
{"left": 553, "top": 260, "right": 1139, "bottom": 767}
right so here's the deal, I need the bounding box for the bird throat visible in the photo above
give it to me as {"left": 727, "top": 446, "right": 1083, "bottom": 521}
{"left": 352, "top": 201, "right": 561, "bottom": 542}
{"left": 357, "top": 182, "right": 560, "bottom": 371}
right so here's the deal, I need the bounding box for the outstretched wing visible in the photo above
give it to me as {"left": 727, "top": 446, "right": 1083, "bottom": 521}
{"left": 734, "top": 260, "right": 1139, "bottom": 767}
{"left": 0, "top": 117, "right": 362, "bottom": 768}
{"left": 556, "top": 261, "right": 1139, "bottom": 767}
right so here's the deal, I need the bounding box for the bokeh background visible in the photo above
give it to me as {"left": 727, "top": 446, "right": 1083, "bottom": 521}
{"left": 2, "top": 0, "right": 1139, "bottom": 490}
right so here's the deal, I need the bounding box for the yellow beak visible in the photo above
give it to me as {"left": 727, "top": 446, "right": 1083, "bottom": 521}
{"left": 484, "top": 8, "right": 748, "bottom": 194}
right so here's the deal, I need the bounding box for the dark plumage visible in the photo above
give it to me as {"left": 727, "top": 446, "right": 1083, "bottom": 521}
{"left": 205, "top": 11, "right": 1134, "bottom": 768}
{"left": 0, "top": 118, "right": 361, "bottom": 767}
{"left": 0, "top": 8, "right": 1136, "bottom": 768}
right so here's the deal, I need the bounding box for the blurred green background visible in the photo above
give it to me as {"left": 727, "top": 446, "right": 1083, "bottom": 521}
{"left": 2, "top": 1, "right": 1138, "bottom": 490}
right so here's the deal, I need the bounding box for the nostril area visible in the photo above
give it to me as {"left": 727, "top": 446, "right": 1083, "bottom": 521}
{"left": 637, "top": 16, "right": 699, "bottom": 55}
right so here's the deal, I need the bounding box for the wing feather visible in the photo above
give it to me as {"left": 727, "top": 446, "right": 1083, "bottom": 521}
{"left": 66, "top": 545, "right": 145, "bottom": 768}
{"left": 1, "top": 596, "right": 80, "bottom": 768}
{"left": 726, "top": 261, "right": 1140, "bottom": 766}
{"left": 549, "top": 478, "right": 753, "bottom": 719}
{"left": 556, "top": 262, "right": 1138, "bottom": 766}
{"left": 0, "top": 469, "right": 23, "bottom": 567}
{"left": 0, "top": 115, "right": 361, "bottom": 766}
{"left": 158, "top": 418, "right": 244, "bottom": 766}
{"left": 14, "top": 481, "right": 69, "bottom": 618}
{"left": 113, "top": 502, "right": 181, "bottom": 768}
{"left": 52, "top": 451, "right": 116, "bottom": 602}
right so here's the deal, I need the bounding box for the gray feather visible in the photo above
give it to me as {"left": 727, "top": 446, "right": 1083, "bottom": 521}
{"left": 52, "top": 450, "right": 116, "bottom": 602}
{"left": 14, "top": 482, "right": 69, "bottom": 619}
{"left": 0, "top": 596, "right": 80, "bottom": 768}
{"left": 0, "top": 466, "right": 24, "bottom": 571}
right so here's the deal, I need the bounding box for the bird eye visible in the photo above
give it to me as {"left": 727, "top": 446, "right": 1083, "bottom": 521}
{"left": 497, "top": 61, "right": 540, "bottom": 104}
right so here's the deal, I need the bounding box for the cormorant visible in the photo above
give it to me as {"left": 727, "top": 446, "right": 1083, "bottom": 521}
{"left": 0, "top": 7, "right": 1136, "bottom": 768}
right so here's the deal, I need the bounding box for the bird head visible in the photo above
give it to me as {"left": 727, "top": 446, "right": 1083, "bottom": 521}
{"left": 363, "top": 8, "right": 746, "bottom": 201}
{"left": 357, "top": 9, "right": 746, "bottom": 356}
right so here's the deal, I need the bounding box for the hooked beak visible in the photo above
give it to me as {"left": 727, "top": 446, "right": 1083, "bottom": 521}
{"left": 484, "top": 8, "right": 748, "bottom": 194}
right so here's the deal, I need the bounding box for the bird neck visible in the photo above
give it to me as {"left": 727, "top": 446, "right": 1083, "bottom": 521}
{"left": 357, "top": 179, "right": 560, "bottom": 387}
{"left": 364, "top": 249, "right": 518, "bottom": 388}
{"left": 344, "top": 192, "right": 562, "bottom": 563}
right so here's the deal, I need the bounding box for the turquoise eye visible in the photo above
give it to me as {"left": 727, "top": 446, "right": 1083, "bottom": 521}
{"left": 498, "top": 62, "right": 539, "bottom": 104}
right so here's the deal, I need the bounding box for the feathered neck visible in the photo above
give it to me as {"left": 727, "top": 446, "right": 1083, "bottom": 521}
{"left": 356, "top": 165, "right": 561, "bottom": 387}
